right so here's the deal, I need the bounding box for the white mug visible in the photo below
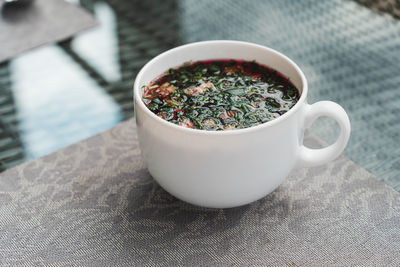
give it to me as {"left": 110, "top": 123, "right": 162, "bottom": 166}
{"left": 134, "top": 40, "right": 351, "bottom": 208}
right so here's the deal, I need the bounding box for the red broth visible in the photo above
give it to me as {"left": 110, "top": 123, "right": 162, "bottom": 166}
{"left": 142, "top": 60, "right": 299, "bottom": 130}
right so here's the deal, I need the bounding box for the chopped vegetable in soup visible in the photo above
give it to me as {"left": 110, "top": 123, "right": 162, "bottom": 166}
{"left": 142, "top": 60, "right": 300, "bottom": 130}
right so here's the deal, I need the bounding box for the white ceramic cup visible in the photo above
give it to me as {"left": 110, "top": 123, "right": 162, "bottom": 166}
{"left": 134, "top": 40, "right": 351, "bottom": 208}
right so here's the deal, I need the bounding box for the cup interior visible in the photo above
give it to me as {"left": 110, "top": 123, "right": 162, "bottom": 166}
{"left": 134, "top": 41, "right": 308, "bottom": 133}
{"left": 136, "top": 41, "right": 306, "bottom": 97}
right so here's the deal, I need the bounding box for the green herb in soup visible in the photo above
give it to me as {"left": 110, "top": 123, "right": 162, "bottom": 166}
{"left": 142, "top": 60, "right": 300, "bottom": 130}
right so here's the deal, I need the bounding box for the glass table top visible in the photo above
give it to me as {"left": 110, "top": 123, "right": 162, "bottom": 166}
{"left": 1, "top": 0, "right": 399, "bottom": 191}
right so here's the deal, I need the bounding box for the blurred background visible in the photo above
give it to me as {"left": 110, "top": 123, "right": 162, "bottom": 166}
{"left": 1, "top": 0, "right": 399, "bottom": 191}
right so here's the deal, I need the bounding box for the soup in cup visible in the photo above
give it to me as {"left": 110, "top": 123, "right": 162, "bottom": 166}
{"left": 133, "top": 40, "right": 350, "bottom": 208}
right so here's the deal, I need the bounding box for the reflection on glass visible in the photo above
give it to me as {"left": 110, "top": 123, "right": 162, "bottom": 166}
{"left": 10, "top": 45, "right": 122, "bottom": 159}
{"left": 72, "top": 1, "right": 121, "bottom": 83}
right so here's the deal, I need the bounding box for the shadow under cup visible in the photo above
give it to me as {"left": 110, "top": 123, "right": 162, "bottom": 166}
{"left": 133, "top": 41, "right": 349, "bottom": 208}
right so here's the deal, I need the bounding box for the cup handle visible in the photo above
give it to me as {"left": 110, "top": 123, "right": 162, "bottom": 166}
{"left": 297, "top": 101, "right": 351, "bottom": 168}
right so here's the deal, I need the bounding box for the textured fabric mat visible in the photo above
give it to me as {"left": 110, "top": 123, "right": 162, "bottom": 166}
{"left": 0, "top": 119, "right": 399, "bottom": 266}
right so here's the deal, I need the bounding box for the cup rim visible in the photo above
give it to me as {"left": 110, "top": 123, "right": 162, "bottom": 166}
{"left": 133, "top": 40, "right": 308, "bottom": 135}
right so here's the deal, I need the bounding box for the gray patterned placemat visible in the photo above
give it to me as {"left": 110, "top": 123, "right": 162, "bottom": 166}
{"left": 0, "top": 119, "right": 399, "bottom": 266}
{"left": 0, "top": 0, "right": 97, "bottom": 62}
